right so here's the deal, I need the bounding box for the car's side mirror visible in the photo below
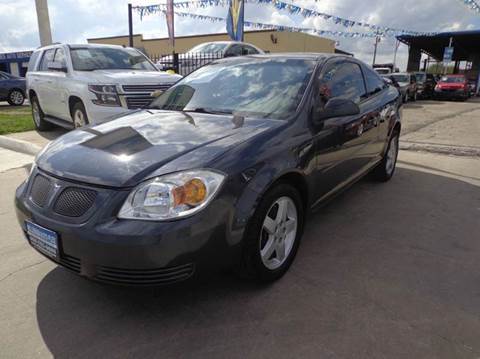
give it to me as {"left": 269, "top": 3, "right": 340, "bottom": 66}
{"left": 48, "top": 61, "right": 67, "bottom": 73}
{"left": 312, "top": 98, "right": 360, "bottom": 123}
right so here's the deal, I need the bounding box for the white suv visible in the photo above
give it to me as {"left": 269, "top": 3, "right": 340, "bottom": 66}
{"left": 27, "top": 44, "right": 182, "bottom": 130}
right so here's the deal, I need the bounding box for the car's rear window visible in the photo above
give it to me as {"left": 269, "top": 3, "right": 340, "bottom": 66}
{"left": 440, "top": 76, "right": 465, "bottom": 83}
{"left": 27, "top": 51, "right": 41, "bottom": 72}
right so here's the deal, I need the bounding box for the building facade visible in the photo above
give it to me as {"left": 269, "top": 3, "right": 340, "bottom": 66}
{"left": 88, "top": 30, "right": 336, "bottom": 57}
{"left": 0, "top": 51, "right": 32, "bottom": 77}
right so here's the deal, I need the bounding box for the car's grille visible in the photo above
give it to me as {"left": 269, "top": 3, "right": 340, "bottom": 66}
{"left": 53, "top": 188, "right": 97, "bottom": 217}
{"left": 59, "top": 254, "right": 81, "bottom": 273}
{"left": 95, "top": 263, "right": 195, "bottom": 286}
{"left": 122, "top": 84, "right": 173, "bottom": 92}
{"left": 30, "top": 175, "right": 52, "bottom": 207}
{"left": 125, "top": 96, "right": 155, "bottom": 109}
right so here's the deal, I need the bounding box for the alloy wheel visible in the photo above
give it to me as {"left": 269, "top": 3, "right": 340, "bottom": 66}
{"left": 10, "top": 90, "right": 24, "bottom": 105}
{"left": 385, "top": 135, "right": 398, "bottom": 175}
{"left": 74, "top": 109, "right": 86, "bottom": 128}
{"left": 259, "top": 196, "right": 298, "bottom": 270}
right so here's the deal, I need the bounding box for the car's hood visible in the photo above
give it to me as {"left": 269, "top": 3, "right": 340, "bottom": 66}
{"left": 37, "top": 110, "right": 281, "bottom": 187}
{"left": 77, "top": 70, "right": 182, "bottom": 85}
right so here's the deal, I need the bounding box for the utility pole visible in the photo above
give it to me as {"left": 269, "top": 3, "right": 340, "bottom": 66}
{"left": 128, "top": 3, "right": 134, "bottom": 47}
{"left": 372, "top": 31, "right": 381, "bottom": 66}
{"left": 35, "top": 0, "right": 53, "bottom": 46}
{"left": 392, "top": 39, "right": 400, "bottom": 72}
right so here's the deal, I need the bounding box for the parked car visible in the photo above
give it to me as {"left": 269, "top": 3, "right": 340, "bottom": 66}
{"left": 413, "top": 72, "right": 436, "bottom": 99}
{"left": 467, "top": 79, "right": 477, "bottom": 97}
{"left": 374, "top": 67, "right": 392, "bottom": 75}
{"left": 156, "top": 41, "right": 264, "bottom": 74}
{"left": 15, "top": 54, "right": 401, "bottom": 286}
{"left": 385, "top": 73, "right": 417, "bottom": 102}
{"left": 434, "top": 74, "right": 469, "bottom": 101}
{"left": 0, "top": 71, "right": 26, "bottom": 106}
{"left": 26, "top": 43, "right": 182, "bottom": 130}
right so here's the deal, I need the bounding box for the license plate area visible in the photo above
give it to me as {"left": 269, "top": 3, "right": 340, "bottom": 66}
{"left": 25, "top": 221, "right": 59, "bottom": 260}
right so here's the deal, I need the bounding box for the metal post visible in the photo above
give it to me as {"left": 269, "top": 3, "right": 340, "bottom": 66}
{"left": 372, "top": 32, "right": 380, "bottom": 66}
{"left": 128, "top": 3, "right": 134, "bottom": 47}
{"left": 35, "top": 0, "right": 53, "bottom": 46}
{"left": 392, "top": 39, "right": 399, "bottom": 72}
{"left": 443, "top": 37, "right": 453, "bottom": 75}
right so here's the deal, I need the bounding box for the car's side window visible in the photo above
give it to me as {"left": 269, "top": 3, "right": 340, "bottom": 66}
{"left": 54, "top": 48, "right": 67, "bottom": 67}
{"left": 243, "top": 45, "right": 259, "bottom": 55}
{"left": 319, "top": 62, "right": 367, "bottom": 105}
{"left": 364, "top": 67, "right": 386, "bottom": 96}
{"left": 39, "top": 49, "right": 56, "bottom": 71}
{"left": 0, "top": 73, "right": 7, "bottom": 80}
{"left": 27, "top": 51, "right": 41, "bottom": 72}
{"left": 226, "top": 45, "right": 243, "bottom": 57}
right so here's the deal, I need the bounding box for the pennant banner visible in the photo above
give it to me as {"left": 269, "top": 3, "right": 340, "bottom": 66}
{"left": 141, "top": 9, "right": 390, "bottom": 39}
{"left": 133, "top": 0, "right": 436, "bottom": 36}
{"left": 458, "top": 0, "right": 480, "bottom": 13}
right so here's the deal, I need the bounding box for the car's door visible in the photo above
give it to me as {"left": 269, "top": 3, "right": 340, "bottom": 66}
{"left": 35, "top": 48, "right": 57, "bottom": 115}
{"left": 361, "top": 65, "right": 391, "bottom": 158}
{"left": 0, "top": 73, "right": 8, "bottom": 99}
{"left": 311, "top": 59, "right": 379, "bottom": 201}
{"left": 47, "top": 47, "right": 70, "bottom": 120}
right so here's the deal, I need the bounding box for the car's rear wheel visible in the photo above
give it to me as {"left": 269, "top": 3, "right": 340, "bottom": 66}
{"left": 373, "top": 131, "right": 399, "bottom": 182}
{"left": 72, "top": 101, "right": 89, "bottom": 128}
{"left": 411, "top": 91, "right": 417, "bottom": 102}
{"left": 7, "top": 89, "right": 25, "bottom": 106}
{"left": 236, "top": 183, "right": 304, "bottom": 282}
{"left": 31, "top": 95, "right": 53, "bottom": 131}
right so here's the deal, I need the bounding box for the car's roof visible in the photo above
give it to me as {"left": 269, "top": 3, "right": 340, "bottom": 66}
{"left": 239, "top": 53, "right": 342, "bottom": 60}
{"left": 443, "top": 74, "right": 465, "bottom": 77}
{"left": 391, "top": 72, "right": 410, "bottom": 75}
{"left": 35, "top": 43, "right": 127, "bottom": 51}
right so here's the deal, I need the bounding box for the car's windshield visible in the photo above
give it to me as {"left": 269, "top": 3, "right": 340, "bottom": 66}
{"left": 390, "top": 74, "right": 409, "bottom": 83}
{"left": 415, "top": 73, "right": 426, "bottom": 83}
{"left": 188, "top": 43, "right": 229, "bottom": 54}
{"left": 149, "top": 58, "right": 316, "bottom": 120}
{"left": 440, "top": 76, "right": 465, "bottom": 83}
{"left": 70, "top": 47, "right": 156, "bottom": 71}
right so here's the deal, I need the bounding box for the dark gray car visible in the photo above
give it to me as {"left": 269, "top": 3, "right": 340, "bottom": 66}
{"left": 0, "top": 71, "right": 26, "bottom": 105}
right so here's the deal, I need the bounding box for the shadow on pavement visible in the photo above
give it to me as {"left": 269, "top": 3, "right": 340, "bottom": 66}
{"left": 35, "top": 167, "right": 480, "bottom": 358}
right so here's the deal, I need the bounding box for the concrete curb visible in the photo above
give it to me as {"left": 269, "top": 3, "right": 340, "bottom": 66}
{"left": 0, "top": 135, "right": 41, "bottom": 156}
{"left": 400, "top": 141, "right": 480, "bottom": 157}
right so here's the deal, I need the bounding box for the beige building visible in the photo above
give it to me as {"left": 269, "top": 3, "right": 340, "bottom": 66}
{"left": 88, "top": 29, "right": 336, "bottom": 57}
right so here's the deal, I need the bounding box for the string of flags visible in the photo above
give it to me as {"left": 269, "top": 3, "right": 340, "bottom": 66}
{"left": 143, "top": 9, "right": 390, "bottom": 39}
{"left": 133, "top": 0, "right": 436, "bottom": 36}
{"left": 458, "top": 0, "right": 480, "bottom": 13}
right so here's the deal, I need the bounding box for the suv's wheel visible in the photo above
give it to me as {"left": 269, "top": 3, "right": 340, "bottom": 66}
{"left": 31, "top": 95, "right": 53, "bottom": 131}
{"left": 72, "top": 101, "right": 89, "bottom": 128}
{"left": 373, "top": 130, "right": 400, "bottom": 182}
{"left": 7, "top": 89, "right": 25, "bottom": 106}
{"left": 237, "top": 183, "right": 304, "bottom": 282}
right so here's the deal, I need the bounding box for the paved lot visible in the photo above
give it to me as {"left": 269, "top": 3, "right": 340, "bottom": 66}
{"left": 0, "top": 99, "right": 479, "bottom": 358}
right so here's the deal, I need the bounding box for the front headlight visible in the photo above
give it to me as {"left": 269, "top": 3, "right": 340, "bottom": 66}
{"left": 88, "top": 84, "right": 120, "bottom": 107}
{"left": 118, "top": 170, "right": 226, "bottom": 220}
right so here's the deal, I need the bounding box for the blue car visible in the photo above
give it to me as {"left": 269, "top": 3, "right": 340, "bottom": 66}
{"left": 0, "top": 71, "right": 26, "bottom": 106}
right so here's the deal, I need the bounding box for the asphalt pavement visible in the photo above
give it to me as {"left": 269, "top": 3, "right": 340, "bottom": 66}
{"left": 0, "top": 100, "right": 479, "bottom": 358}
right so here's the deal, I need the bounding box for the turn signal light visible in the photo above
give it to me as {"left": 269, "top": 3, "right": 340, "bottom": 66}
{"left": 173, "top": 178, "right": 207, "bottom": 206}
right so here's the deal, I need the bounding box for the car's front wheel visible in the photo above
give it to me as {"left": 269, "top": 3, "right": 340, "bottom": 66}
{"left": 7, "top": 89, "right": 25, "bottom": 106}
{"left": 72, "top": 102, "right": 89, "bottom": 128}
{"left": 237, "top": 183, "right": 304, "bottom": 282}
{"left": 373, "top": 130, "right": 400, "bottom": 181}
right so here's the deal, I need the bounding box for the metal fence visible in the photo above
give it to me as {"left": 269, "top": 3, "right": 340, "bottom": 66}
{"left": 150, "top": 52, "right": 225, "bottom": 76}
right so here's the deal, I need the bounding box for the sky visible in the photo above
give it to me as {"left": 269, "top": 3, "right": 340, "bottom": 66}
{"left": 1, "top": 0, "right": 479, "bottom": 70}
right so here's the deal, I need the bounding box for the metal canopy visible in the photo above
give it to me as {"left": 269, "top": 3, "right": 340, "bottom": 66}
{"left": 398, "top": 30, "right": 480, "bottom": 61}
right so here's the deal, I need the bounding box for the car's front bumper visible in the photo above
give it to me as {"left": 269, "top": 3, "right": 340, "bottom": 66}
{"left": 434, "top": 90, "right": 467, "bottom": 99}
{"left": 15, "top": 169, "right": 244, "bottom": 286}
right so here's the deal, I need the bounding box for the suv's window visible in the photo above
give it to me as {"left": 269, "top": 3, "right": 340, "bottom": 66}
{"left": 0, "top": 73, "right": 8, "bottom": 80}
{"left": 319, "top": 62, "right": 367, "bottom": 104}
{"left": 54, "top": 48, "right": 66, "bottom": 67}
{"left": 364, "top": 67, "right": 386, "bottom": 96}
{"left": 70, "top": 47, "right": 156, "bottom": 71}
{"left": 39, "top": 49, "right": 55, "bottom": 71}
{"left": 27, "top": 51, "right": 41, "bottom": 72}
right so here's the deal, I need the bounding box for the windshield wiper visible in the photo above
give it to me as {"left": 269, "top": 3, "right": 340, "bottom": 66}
{"left": 184, "top": 108, "right": 233, "bottom": 115}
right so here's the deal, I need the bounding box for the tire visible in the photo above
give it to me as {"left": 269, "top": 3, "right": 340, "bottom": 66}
{"left": 31, "top": 95, "right": 53, "bottom": 131}
{"left": 71, "top": 101, "right": 89, "bottom": 128}
{"left": 373, "top": 130, "right": 400, "bottom": 182}
{"left": 403, "top": 92, "right": 408, "bottom": 103}
{"left": 236, "top": 183, "right": 305, "bottom": 282}
{"left": 412, "top": 91, "right": 417, "bottom": 102}
{"left": 7, "top": 89, "right": 25, "bottom": 106}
